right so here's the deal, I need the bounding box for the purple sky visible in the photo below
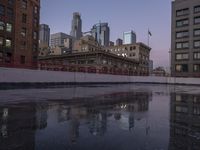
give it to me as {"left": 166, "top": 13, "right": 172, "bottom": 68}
{"left": 40, "top": 0, "right": 171, "bottom": 68}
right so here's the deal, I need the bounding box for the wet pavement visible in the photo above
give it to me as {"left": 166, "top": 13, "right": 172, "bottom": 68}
{"left": 0, "top": 84, "right": 200, "bottom": 150}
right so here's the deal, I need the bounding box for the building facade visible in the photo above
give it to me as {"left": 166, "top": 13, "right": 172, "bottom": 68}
{"left": 50, "top": 32, "right": 72, "bottom": 48}
{"left": 0, "top": 0, "right": 40, "bottom": 69}
{"left": 171, "top": 0, "right": 200, "bottom": 77}
{"left": 105, "top": 43, "right": 151, "bottom": 75}
{"left": 39, "top": 24, "right": 50, "bottom": 48}
{"left": 91, "top": 23, "right": 110, "bottom": 47}
{"left": 38, "top": 51, "right": 141, "bottom": 75}
{"left": 123, "top": 31, "right": 136, "bottom": 44}
{"left": 70, "top": 12, "right": 82, "bottom": 40}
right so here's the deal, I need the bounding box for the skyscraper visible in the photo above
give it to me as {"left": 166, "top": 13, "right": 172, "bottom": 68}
{"left": 91, "top": 23, "right": 110, "bottom": 46}
{"left": 171, "top": 0, "right": 200, "bottom": 77}
{"left": 70, "top": 12, "right": 82, "bottom": 40}
{"left": 0, "top": 0, "right": 40, "bottom": 69}
{"left": 123, "top": 30, "right": 136, "bottom": 45}
{"left": 39, "top": 24, "right": 50, "bottom": 48}
{"left": 116, "top": 38, "right": 123, "bottom": 46}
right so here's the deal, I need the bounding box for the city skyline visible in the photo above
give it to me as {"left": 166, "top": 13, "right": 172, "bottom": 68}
{"left": 40, "top": 0, "right": 171, "bottom": 68}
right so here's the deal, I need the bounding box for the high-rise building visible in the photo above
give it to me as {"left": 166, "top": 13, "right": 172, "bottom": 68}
{"left": 0, "top": 0, "right": 40, "bottom": 69}
{"left": 39, "top": 24, "right": 50, "bottom": 48}
{"left": 91, "top": 23, "right": 110, "bottom": 47}
{"left": 116, "top": 38, "right": 123, "bottom": 46}
{"left": 171, "top": 0, "right": 200, "bottom": 77}
{"left": 70, "top": 12, "right": 82, "bottom": 40}
{"left": 50, "top": 32, "right": 72, "bottom": 48}
{"left": 123, "top": 30, "right": 136, "bottom": 45}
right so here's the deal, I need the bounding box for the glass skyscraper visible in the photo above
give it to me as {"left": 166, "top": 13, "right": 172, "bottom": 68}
{"left": 123, "top": 31, "right": 136, "bottom": 44}
{"left": 91, "top": 23, "right": 110, "bottom": 46}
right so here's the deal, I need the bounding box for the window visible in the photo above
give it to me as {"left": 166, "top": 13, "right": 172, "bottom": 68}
{"left": 8, "top": 0, "right": 14, "bottom": 5}
{"left": 194, "top": 64, "right": 200, "bottom": 72}
{"left": 194, "top": 40, "right": 200, "bottom": 48}
{"left": 33, "top": 31, "right": 37, "bottom": 40}
{"left": 194, "top": 29, "right": 200, "bottom": 36}
{"left": 193, "top": 107, "right": 200, "bottom": 115}
{"left": 176, "top": 19, "right": 189, "bottom": 27}
{"left": 175, "top": 64, "right": 188, "bottom": 72}
{"left": 176, "top": 31, "right": 189, "bottom": 38}
{"left": 22, "top": 14, "right": 27, "bottom": 23}
{"left": 176, "top": 106, "right": 188, "bottom": 113}
{"left": 20, "top": 55, "right": 25, "bottom": 64}
{"left": 6, "top": 23, "right": 12, "bottom": 32}
{"left": 0, "top": 5, "right": 5, "bottom": 16}
{"left": 5, "top": 53, "right": 11, "bottom": 63}
{"left": 22, "top": 0, "right": 27, "bottom": 9}
{"left": 194, "top": 52, "right": 200, "bottom": 59}
{"left": 21, "top": 27, "right": 26, "bottom": 37}
{"left": 194, "top": 16, "right": 200, "bottom": 24}
{"left": 34, "top": 18, "right": 38, "bottom": 27}
{"left": 194, "top": 5, "right": 200, "bottom": 13}
{"left": 176, "top": 53, "right": 189, "bottom": 60}
{"left": 176, "top": 8, "right": 189, "bottom": 17}
{"left": 176, "top": 42, "right": 189, "bottom": 49}
{"left": 6, "top": 39, "right": 11, "bottom": 48}
{"left": 0, "top": 37, "right": 3, "bottom": 45}
{"left": 0, "top": 21, "right": 5, "bottom": 30}
{"left": 7, "top": 8, "right": 13, "bottom": 18}
{"left": 20, "top": 41, "right": 26, "bottom": 49}
{"left": 34, "top": 6, "right": 38, "bottom": 14}
{"left": 33, "top": 44, "right": 37, "bottom": 52}
{"left": 0, "top": 52, "right": 3, "bottom": 62}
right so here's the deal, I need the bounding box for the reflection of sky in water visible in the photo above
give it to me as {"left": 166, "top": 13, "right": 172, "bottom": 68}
{"left": 0, "top": 84, "right": 200, "bottom": 150}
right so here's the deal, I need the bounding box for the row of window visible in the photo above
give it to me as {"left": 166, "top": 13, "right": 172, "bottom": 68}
{"left": 175, "top": 64, "right": 200, "bottom": 72}
{"left": 176, "top": 5, "right": 200, "bottom": 17}
{"left": 176, "top": 41, "right": 200, "bottom": 49}
{"left": 176, "top": 29, "right": 200, "bottom": 38}
{"left": 0, "top": 21, "right": 12, "bottom": 32}
{"left": 176, "top": 17, "right": 200, "bottom": 27}
{"left": 175, "top": 52, "right": 200, "bottom": 60}
{"left": 0, "top": 37, "right": 12, "bottom": 48}
{"left": 20, "top": 27, "right": 38, "bottom": 40}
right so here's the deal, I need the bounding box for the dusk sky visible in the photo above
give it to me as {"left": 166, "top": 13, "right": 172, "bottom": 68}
{"left": 40, "top": 0, "right": 171, "bottom": 68}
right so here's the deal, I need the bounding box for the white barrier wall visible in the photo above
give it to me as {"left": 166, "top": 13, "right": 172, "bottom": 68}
{"left": 1, "top": 67, "right": 200, "bottom": 85}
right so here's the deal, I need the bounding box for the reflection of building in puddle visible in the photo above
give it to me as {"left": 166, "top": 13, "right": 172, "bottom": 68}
{"left": 56, "top": 91, "right": 152, "bottom": 140}
{"left": 0, "top": 104, "right": 36, "bottom": 150}
{"left": 36, "top": 103, "right": 48, "bottom": 129}
{"left": 169, "top": 93, "right": 200, "bottom": 150}
{"left": 0, "top": 103, "right": 48, "bottom": 150}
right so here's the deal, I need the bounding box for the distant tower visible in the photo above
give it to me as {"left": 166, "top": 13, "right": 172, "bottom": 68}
{"left": 123, "top": 30, "right": 136, "bottom": 44}
{"left": 39, "top": 24, "right": 50, "bottom": 48}
{"left": 70, "top": 12, "right": 82, "bottom": 40}
{"left": 91, "top": 23, "right": 110, "bottom": 46}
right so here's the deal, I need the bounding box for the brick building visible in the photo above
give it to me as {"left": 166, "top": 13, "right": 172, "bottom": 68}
{"left": 0, "top": 0, "right": 40, "bottom": 69}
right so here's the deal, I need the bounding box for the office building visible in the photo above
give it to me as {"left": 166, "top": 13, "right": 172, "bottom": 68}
{"left": 105, "top": 43, "right": 151, "bottom": 76}
{"left": 39, "top": 24, "right": 50, "bottom": 48}
{"left": 70, "top": 12, "right": 82, "bottom": 40}
{"left": 123, "top": 31, "right": 136, "bottom": 44}
{"left": 171, "top": 0, "right": 200, "bottom": 77}
{"left": 91, "top": 23, "right": 110, "bottom": 46}
{"left": 0, "top": 0, "right": 40, "bottom": 69}
{"left": 50, "top": 32, "right": 72, "bottom": 48}
{"left": 116, "top": 38, "right": 123, "bottom": 46}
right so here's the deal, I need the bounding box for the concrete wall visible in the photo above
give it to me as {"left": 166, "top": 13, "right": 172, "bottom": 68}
{"left": 0, "top": 67, "right": 200, "bottom": 85}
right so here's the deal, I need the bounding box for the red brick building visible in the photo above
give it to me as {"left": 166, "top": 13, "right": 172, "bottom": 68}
{"left": 0, "top": 0, "right": 40, "bottom": 69}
